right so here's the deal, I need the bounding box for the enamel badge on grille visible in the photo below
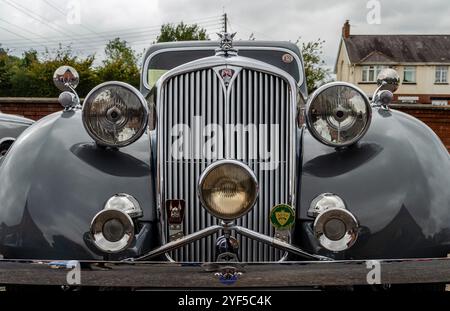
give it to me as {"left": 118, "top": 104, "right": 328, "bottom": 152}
{"left": 220, "top": 68, "right": 235, "bottom": 87}
{"left": 166, "top": 199, "right": 185, "bottom": 241}
{"left": 270, "top": 204, "right": 295, "bottom": 230}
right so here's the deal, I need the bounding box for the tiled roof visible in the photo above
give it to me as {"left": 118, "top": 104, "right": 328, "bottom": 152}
{"left": 343, "top": 35, "right": 450, "bottom": 64}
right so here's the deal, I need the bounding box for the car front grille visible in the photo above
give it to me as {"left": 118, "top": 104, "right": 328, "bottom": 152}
{"left": 158, "top": 66, "right": 295, "bottom": 262}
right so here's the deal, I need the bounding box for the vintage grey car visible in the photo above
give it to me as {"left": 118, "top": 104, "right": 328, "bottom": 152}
{"left": 0, "top": 34, "right": 449, "bottom": 289}
{"left": 0, "top": 112, "right": 34, "bottom": 158}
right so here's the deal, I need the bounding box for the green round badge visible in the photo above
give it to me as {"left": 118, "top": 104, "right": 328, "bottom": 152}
{"left": 270, "top": 204, "right": 295, "bottom": 230}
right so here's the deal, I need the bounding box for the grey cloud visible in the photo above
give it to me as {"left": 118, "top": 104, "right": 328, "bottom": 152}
{"left": 0, "top": 0, "right": 449, "bottom": 68}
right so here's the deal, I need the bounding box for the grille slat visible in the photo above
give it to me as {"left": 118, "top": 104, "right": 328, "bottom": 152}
{"left": 160, "top": 67, "right": 293, "bottom": 262}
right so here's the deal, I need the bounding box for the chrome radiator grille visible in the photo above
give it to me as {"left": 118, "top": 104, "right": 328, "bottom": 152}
{"left": 158, "top": 67, "right": 294, "bottom": 262}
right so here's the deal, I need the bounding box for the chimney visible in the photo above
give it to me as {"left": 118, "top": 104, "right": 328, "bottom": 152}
{"left": 342, "top": 20, "right": 350, "bottom": 38}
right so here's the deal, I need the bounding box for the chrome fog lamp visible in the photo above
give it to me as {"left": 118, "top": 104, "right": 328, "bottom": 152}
{"left": 306, "top": 82, "right": 371, "bottom": 147}
{"left": 310, "top": 193, "right": 359, "bottom": 252}
{"left": 90, "top": 193, "right": 141, "bottom": 253}
{"left": 313, "top": 208, "right": 358, "bottom": 252}
{"left": 104, "top": 193, "right": 143, "bottom": 218}
{"left": 308, "top": 193, "right": 346, "bottom": 217}
{"left": 82, "top": 81, "right": 148, "bottom": 148}
{"left": 90, "top": 208, "right": 134, "bottom": 253}
{"left": 198, "top": 160, "right": 258, "bottom": 221}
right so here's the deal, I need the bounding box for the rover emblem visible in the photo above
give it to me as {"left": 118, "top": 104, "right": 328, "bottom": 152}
{"left": 220, "top": 68, "right": 235, "bottom": 87}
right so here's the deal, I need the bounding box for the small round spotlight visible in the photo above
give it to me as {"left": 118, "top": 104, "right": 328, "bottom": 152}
{"left": 104, "top": 193, "right": 143, "bottom": 218}
{"left": 313, "top": 208, "right": 358, "bottom": 252}
{"left": 198, "top": 160, "right": 258, "bottom": 221}
{"left": 90, "top": 209, "right": 134, "bottom": 253}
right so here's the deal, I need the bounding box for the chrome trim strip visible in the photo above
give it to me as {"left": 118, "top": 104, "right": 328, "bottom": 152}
{"left": 142, "top": 46, "right": 304, "bottom": 90}
{"left": 1, "top": 258, "right": 450, "bottom": 287}
{"left": 0, "top": 117, "right": 33, "bottom": 126}
{"left": 232, "top": 225, "right": 329, "bottom": 261}
{"left": 133, "top": 223, "right": 327, "bottom": 261}
{"left": 136, "top": 225, "right": 222, "bottom": 261}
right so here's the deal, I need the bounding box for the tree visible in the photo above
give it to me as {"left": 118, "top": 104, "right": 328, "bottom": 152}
{"left": 0, "top": 39, "right": 141, "bottom": 97}
{"left": 0, "top": 47, "right": 21, "bottom": 96}
{"left": 8, "top": 46, "right": 98, "bottom": 97}
{"left": 97, "top": 38, "right": 140, "bottom": 88}
{"left": 299, "top": 38, "right": 330, "bottom": 93}
{"left": 156, "top": 22, "right": 208, "bottom": 43}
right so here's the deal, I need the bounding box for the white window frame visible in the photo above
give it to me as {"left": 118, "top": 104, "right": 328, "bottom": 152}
{"left": 435, "top": 66, "right": 448, "bottom": 83}
{"left": 403, "top": 66, "right": 416, "bottom": 83}
{"left": 361, "top": 65, "right": 387, "bottom": 82}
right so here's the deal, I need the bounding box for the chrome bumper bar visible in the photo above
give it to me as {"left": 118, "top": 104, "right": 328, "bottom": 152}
{"left": 0, "top": 258, "right": 449, "bottom": 287}
{"left": 134, "top": 224, "right": 329, "bottom": 261}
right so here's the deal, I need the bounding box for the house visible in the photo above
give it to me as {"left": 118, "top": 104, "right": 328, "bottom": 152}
{"left": 335, "top": 21, "right": 450, "bottom": 105}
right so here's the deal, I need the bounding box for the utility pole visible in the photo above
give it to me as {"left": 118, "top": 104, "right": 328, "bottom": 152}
{"left": 223, "top": 13, "right": 228, "bottom": 33}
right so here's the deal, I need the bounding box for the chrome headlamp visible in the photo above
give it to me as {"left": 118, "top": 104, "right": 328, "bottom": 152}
{"left": 306, "top": 82, "right": 371, "bottom": 147}
{"left": 82, "top": 82, "right": 148, "bottom": 148}
{"left": 198, "top": 160, "right": 258, "bottom": 221}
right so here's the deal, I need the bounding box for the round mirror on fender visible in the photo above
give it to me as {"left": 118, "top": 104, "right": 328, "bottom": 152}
{"left": 376, "top": 68, "right": 400, "bottom": 93}
{"left": 53, "top": 65, "right": 79, "bottom": 91}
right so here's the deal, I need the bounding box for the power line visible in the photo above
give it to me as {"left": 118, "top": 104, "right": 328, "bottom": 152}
{"left": 3, "top": 29, "right": 161, "bottom": 47}
{"left": 0, "top": 18, "right": 222, "bottom": 45}
{"left": 2, "top": 24, "right": 223, "bottom": 49}
{"left": 4, "top": 24, "right": 223, "bottom": 53}
{"left": 0, "top": 10, "right": 223, "bottom": 55}
{"left": 0, "top": 17, "right": 64, "bottom": 46}
{"left": 2, "top": 0, "right": 155, "bottom": 52}
{"left": 0, "top": 24, "right": 48, "bottom": 49}
{"left": 40, "top": 0, "right": 117, "bottom": 40}
{"left": 0, "top": 0, "right": 122, "bottom": 51}
{"left": 41, "top": 0, "right": 65, "bottom": 15}
{"left": 9, "top": 28, "right": 224, "bottom": 49}
{"left": 1, "top": 0, "right": 81, "bottom": 39}
{"left": 0, "top": 0, "right": 222, "bottom": 48}
{"left": 231, "top": 20, "right": 276, "bottom": 40}
{"left": 1, "top": 15, "right": 221, "bottom": 40}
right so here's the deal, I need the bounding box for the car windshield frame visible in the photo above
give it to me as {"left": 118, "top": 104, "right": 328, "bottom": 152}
{"left": 142, "top": 45, "right": 304, "bottom": 90}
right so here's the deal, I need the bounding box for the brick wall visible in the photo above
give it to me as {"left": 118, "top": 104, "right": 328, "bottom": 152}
{"left": 0, "top": 97, "right": 63, "bottom": 120}
{"left": 0, "top": 98, "right": 63, "bottom": 120}
{"left": 0, "top": 98, "right": 449, "bottom": 152}
{"left": 391, "top": 104, "right": 450, "bottom": 152}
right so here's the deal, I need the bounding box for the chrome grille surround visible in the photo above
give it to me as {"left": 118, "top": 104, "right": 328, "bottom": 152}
{"left": 155, "top": 55, "right": 298, "bottom": 262}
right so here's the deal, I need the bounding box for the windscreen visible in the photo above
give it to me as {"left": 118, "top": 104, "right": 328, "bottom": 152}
{"left": 146, "top": 48, "right": 301, "bottom": 89}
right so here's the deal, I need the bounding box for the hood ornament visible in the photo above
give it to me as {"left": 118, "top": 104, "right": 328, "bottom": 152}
{"left": 216, "top": 32, "right": 238, "bottom": 56}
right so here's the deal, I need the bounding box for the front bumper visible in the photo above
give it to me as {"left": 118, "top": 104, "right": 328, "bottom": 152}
{"left": 0, "top": 257, "right": 449, "bottom": 288}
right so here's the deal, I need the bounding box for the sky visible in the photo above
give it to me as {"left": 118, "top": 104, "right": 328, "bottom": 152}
{"left": 0, "top": 0, "right": 450, "bottom": 69}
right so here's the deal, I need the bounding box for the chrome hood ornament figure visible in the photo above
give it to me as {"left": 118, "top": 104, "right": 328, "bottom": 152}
{"left": 216, "top": 32, "right": 238, "bottom": 56}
